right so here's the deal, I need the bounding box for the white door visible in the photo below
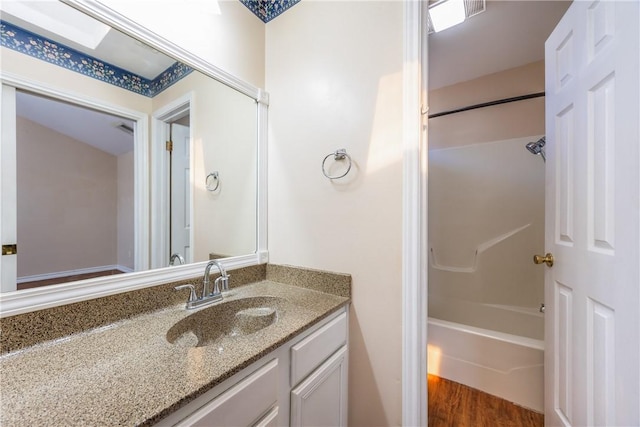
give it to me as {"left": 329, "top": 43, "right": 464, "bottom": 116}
{"left": 544, "top": 1, "right": 639, "bottom": 426}
{"left": 170, "top": 123, "right": 191, "bottom": 264}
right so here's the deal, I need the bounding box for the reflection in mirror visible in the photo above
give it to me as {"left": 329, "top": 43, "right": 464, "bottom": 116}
{"left": 16, "top": 90, "right": 135, "bottom": 290}
{"left": 0, "top": 1, "right": 258, "bottom": 293}
{"left": 151, "top": 70, "right": 258, "bottom": 269}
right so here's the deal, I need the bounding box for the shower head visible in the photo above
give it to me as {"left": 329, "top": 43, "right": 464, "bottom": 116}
{"left": 526, "top": 137, "right": 546, "bottom": 162}
{"left": 525, "top": 141, "right": 542, "bottom": 156}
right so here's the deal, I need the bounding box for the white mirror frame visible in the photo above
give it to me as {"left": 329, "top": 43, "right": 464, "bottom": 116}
{"left": 0, "top": 0, "right": 268, "bottom": 317}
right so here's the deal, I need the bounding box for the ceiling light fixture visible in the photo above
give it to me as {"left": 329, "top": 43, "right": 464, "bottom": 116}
{"left": 427, "top": 0, "right": 486, "bottom": 34}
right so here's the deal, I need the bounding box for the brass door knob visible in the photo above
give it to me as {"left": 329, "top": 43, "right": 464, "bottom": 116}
{"left": 533, "top": 253, "right": 554, "bottom": 267}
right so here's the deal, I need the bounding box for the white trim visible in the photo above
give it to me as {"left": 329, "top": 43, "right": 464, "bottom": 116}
{"left": 256, "top": 89, "right": 269, "bottom": 263}
{"left": 17, "top": 265, "right": 132, "bottom": 284}
{"left": 0, "top": 253, "right": 258, "bottom": 317}
{"left": 133, "top": 105, "right": 150, "bottom": 272}
{"left": 402, "top": 1, "right": 428, "bottom": 426}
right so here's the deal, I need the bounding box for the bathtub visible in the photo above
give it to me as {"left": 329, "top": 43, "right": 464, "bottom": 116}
{"left": 428, "top": 317, "right": 544, "bottom": 412}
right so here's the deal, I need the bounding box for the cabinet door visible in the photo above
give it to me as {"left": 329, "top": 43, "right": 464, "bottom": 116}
{"left": 290, "top": 346, "right": 348, "bottom": 427}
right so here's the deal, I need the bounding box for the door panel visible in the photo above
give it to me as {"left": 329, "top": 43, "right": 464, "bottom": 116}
{"left": 545, "top": 1, "right": 639, "bottom": 426}
{"left": 170, "top": 123, "right": 190, "bottom": 264}
{"left": 555, "top": 104, "right": 575, "bottom": 246}
{"left": 554, "top": 282, "right": 572, "bottom": 425}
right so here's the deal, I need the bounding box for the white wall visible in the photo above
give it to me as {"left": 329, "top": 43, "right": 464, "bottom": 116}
{"left": 16, "top": 117, "right": 118, "bottom": 277}
{"left": 266, "top": 2, "right": 404, "bottom": 425}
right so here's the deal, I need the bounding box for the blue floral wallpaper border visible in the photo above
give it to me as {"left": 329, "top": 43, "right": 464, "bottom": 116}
{"left": 240, "top": 0, "right": 302, "bottom": 23}
{"left": 0, "top": 20, "right": 193, "bottom": 98}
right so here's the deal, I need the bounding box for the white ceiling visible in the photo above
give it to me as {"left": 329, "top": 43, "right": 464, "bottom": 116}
{"left": 16, "top": 91, "right": 134, "bottom": 157}
{"left": 429, "top": 0, "right": 572, "bottom": 90}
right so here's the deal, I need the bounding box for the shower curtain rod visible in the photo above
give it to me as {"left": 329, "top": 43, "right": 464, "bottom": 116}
{"left": 428, "top": 91, "right": 545, "bottom": 119}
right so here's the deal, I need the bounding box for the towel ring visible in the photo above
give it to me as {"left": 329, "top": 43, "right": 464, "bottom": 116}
{"left": 322, "top": 149, "right": 352, "bottom": 180}
{"left": 206, "top": 172, "right": 220, "bottom": 192}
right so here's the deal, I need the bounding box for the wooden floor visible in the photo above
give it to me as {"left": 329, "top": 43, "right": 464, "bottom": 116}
{"left": 428, "top": 375, "right": 544, "bottom": 427}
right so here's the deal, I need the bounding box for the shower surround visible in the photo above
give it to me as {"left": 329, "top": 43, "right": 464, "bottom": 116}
{"left": 428, "top": 135, "right": 545, "bottom": 338}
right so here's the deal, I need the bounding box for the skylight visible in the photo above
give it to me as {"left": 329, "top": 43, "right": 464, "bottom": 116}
{"left": 0, "top": 0, "right": 110, "bottom": 50}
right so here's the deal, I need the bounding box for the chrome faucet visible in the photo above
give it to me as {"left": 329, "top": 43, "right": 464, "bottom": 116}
{"left": 203, "top": 259, "right": 229, "bottom": 297}
{"left": 174, "top": 259, "right": 230, "bottom": 310}
{"left": 169, "top": 253, "right": 185, "bottom": 266}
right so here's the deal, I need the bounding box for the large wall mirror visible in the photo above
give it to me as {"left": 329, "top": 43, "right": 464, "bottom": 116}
{"left": 0, "top": 0, "right": 267, "bottom": 315}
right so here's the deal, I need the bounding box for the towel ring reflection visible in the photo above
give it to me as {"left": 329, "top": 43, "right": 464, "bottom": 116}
{"left": 206, "top": 172, "right": 220, "bottom": 192}
{"left": 322, "top": 149, "right": 352, "bottom": 180}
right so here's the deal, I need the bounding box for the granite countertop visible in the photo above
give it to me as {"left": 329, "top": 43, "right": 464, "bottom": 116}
{"left": 0, "top": 280, "right": 349, "bottom": 426}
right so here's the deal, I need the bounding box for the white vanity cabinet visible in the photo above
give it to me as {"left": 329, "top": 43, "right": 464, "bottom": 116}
{"left": 289, "top": 310, "right": 348, "bottom": 427}
{"left": 157, "top": 306, "right": 348, "bottom": 427}
{"left": 290, "top": 346, "right": 348, "bottom": 427}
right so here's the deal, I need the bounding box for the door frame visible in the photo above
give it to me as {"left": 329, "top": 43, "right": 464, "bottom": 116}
{"left": 0, "top": 83, "right": 17, "bottom": 292}
{"left": 402, "top": 0, "right": 428, "bottom": 425}
{"left": 151, "top": 93, "right": 193, "bottom": 269}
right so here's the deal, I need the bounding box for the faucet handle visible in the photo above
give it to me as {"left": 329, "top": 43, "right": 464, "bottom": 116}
{"left": 174, "top": 284, "right": 197, "bottom": 302}
{"left": 213, "top": 276, "right": 223, "bottom": 295}
{"left": 213, "top": 274, "right": 231, "bottom": 294}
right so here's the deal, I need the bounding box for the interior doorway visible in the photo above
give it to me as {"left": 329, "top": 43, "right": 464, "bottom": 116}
{"left": 151, "top": 95, "right": 193, "bottom": 268}
{"left": 425, "top": 0, "right": 570, "bottom": 414}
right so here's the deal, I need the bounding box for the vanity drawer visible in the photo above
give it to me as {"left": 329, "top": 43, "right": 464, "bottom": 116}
{"left": 175, "top": 359, "right": 278, "bottom": 427}
{"left": 290, "top": 311, "right": 347, "bottom": 386}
